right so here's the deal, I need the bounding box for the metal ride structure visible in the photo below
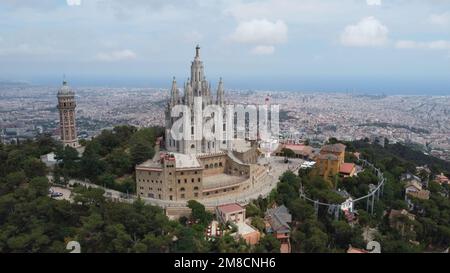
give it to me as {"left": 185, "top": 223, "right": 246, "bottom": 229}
{"left": 299, "top": 159, "right": 386, "bottom": 220}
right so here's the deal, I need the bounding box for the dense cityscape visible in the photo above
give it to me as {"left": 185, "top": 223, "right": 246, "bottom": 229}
{"left": 2, "top": 84, "right": 449, "bottom": 162}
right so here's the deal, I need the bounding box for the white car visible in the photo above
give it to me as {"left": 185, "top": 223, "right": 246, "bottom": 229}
{"left": 51, "top": 192, "right": 64, "bottom": 198}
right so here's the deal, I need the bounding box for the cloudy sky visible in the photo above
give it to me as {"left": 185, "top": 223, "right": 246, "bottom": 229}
{"left": 1, "top": 0, "right": 450, "bottom": 94}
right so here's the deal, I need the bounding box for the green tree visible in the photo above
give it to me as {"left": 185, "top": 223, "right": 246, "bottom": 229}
{"left": 29, "top": 177, "right": 50, "bottom": 197}
{"left": 80, "top": 147, "right": 106, "bottom": 182}
{"left": 113, "top": 125, "right": 137, "bottom": 144}
{"left": 77, "top": 213, "right": 105, "bottom": 253}
{"left": 288, "top": 199, "right": 315, "bottom": 222}
{"left": 281, "top": 148, "right": 295, "bottom": 158}
{"left": 251, "top": 216, "right": 266, "bottom": 232}
{"left": 215, "top": 234, "right": 249, "bottom": 253}
{"left": 254, "top": 234, "right": 280, "bottom": 253}
{"left": 105, "top": 148, "right": 132, "bottom": 176}
{"left": 187, "top": 200, "right": 213, "bottom": 226}
{"left": 1, "top": 171, "right": 27, "bottom": 195}
{"left": 130, "top": 142, "right": 154, "bottom": 166}
{"left": 73, "top": 187, "right": 106, "bottom": 207}
{"left": 23, "top": 158, "right": 47, "bottom": 179}
{"left": 246, "top": 203, "right": 262, "bottom": 218}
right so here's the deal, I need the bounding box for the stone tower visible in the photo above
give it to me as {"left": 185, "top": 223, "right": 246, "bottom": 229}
{"left": 57, "top": 80, "right": 79, "bottom": 148}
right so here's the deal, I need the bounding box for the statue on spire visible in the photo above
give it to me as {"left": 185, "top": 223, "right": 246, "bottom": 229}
{"left": 195, "top": 44, "right": 200, "bottom": 58}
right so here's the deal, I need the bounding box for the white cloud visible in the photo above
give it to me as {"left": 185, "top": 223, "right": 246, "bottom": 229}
{"left": 0, "top": 43, "right": 67, "bottom": 56}
{"left": 224, "top": 0, "right": 339, "bottom": 23}
{"left": 396, "top": 40, "right": 450, "bottom": 50}
{"left": 66, "top": 0, "right": 81, "bottom": 6}
{"left": 251, "top": 45, "right": 275, "bottom": 55}
{"left": 95, "top": 49, "right": 137, "bottom": 62}
{"left": 430, "top": 12, "right": 450, "bottom": 27}
{"left": 395, "top": 40, "right": 418, "bottom": 49}
{"left": 366, "top": 0, "right": 382, "bottom": 6}
{"left": 340, "top": 16, "right": 389, "bottom": 47}
{"left": 229, "top": 19, "right": 288, "bottom": 45}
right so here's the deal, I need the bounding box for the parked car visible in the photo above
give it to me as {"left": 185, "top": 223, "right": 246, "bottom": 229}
{"left": 51, "top": 192, "right": 63, "bottom": 198}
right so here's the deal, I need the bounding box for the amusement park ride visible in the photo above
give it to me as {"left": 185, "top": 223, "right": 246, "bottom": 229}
{"left": 299, "top": 159, "right": 386, "bottom": 222}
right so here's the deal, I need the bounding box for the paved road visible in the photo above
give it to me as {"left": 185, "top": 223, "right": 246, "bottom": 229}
{"left": 47, "top": 175, "right": 132, "bottom": 203}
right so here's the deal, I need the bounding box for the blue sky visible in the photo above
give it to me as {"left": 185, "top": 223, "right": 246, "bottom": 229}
{"left": 0, "top": 0, "right": 450, "bottom": 94}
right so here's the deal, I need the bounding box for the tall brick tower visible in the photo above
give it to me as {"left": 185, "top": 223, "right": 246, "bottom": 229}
{"left": 57, "top": 80, "right": 79, "bottom": 148}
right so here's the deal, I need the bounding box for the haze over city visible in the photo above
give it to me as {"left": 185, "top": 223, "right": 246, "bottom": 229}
{"left": 1, "top": 0, "right": 450, "bottom": 94}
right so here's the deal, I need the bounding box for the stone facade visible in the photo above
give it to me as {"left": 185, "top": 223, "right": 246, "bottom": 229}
{"left": 313, "top": 143, "right": 346, "bottom": 179}
{"left": 136, "top": 148, "right": 263, "bottom": 201}
{"left": 165, "top": 45, "right": 227, "bottom": 155}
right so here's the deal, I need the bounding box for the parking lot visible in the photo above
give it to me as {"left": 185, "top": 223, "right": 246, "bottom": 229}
{"left": 49, "top": 186, "right": 72, "bottom": 201}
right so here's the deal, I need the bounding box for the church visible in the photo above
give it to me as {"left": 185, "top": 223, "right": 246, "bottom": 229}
{"left": 165, "top": 45, "right": 228, "bottom": 155}
{"left": 135, "top": 46, "right": 266, "bottom": 202}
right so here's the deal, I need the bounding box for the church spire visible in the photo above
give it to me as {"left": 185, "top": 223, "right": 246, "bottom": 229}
{"left": 191, "top": 45, "right": 204, "bottom": 88}
{"left": 217, "top": 77, "right": 224, "bottom": 106}
{"left": 170, "top": 76, "right": 179, "bottom": 105}
{"left": 185, "top": 78, "right": 193, "bottom": 105}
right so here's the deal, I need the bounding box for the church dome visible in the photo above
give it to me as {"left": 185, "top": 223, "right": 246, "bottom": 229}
{"left": 58, "top": 80, "right": 74, "bottom": 96}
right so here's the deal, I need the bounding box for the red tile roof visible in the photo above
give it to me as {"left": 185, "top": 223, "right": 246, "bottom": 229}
{"left": 217, "top": 203, "right": 244, "bottom": 214}
{"left": 340, "top": 163, "right": 355, "bottom": 175}
{"left": 347, "top": 246, "right": 369, "bottom": 253}
{"left": 284, "top": 144, "right": 305, "bottom": 151}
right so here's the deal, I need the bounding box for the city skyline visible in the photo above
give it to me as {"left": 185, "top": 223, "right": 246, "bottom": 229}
{"left": 1, "top": 0, "right": 450, "bottom": 94}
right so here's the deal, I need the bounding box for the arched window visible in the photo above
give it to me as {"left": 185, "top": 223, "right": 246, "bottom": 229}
{"left": 214, "top": 163, "right": 218, "bottom": 168}
{"left": 191, "top": 144, "right": 195, "bottom": 149}
{"left": 194, "top": 187, "right": 199, "bottom": 191}
{"left": 205, "top": 164, "right": 209, "bottom": 169}
{"left": 180, "top": 187, "right": 185, "bottom": 192}
{"left": 209, "top": 164, "right": 213, "bottom": 168}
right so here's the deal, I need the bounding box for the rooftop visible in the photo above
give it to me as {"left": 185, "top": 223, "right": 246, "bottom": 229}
{"left": 173, "top": 153, "right": 202, "bottom": 169}
{"left": 236, "top": 222, "right": 258, "bottom": 236}
{"left": 217, "top": 203, "right": 245, "bottom": 214}
{"left": 340, "top": 163, "right": 356, "bottom": 174}
{"left": 317, "top": 153, "right": 339, "bottom": 161}
{"left": 281, "top": 144, "right": 314, "bottom": 155}
{"left": 265, "top": 205, "right": 292, "bottom": 233}
{"left": 137, "top": 152, "right": 202, "bottom": 170}
{"left": 231, "top": 139, "right": 253, "bottom": 153}
{"left": 321, "top": 143, "right": 346, "bottom": 154}
{"left": 203, "top": 174, "right": 247, "bottom": 190}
